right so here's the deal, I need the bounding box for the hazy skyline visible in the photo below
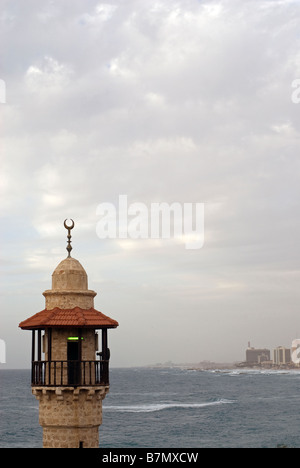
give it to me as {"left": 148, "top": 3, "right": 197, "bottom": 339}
{"left": 1, "top": 0, "right": 300, "bottom": 368}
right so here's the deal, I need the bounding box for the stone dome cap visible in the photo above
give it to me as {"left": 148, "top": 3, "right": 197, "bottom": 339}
{"left": 52, "top": 257, "right": 88, "bottom": 291}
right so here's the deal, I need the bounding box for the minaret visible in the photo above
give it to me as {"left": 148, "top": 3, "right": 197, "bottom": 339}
{"left": 19, "top": 220, "right": 118, "bottom": 448}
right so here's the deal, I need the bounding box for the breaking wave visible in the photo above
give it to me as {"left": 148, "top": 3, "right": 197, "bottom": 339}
{"left": 104, "top": 399, "right": 234, "bottom": 413}
{"left": 206, "top": 369, "right": 300, "bottom": 377}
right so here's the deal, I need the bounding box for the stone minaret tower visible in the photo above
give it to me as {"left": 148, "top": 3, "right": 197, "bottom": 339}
{"left": 19, "top": 220, "right": 118, "bottom": 448}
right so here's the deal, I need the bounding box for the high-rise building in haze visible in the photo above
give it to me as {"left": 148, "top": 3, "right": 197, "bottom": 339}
{"left": 273, "top": 346, "right": 290, "bottom": 365}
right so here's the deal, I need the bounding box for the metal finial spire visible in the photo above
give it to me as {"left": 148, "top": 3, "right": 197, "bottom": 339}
{"left": 64, "top": 219, "right": 75, "bottom": 257}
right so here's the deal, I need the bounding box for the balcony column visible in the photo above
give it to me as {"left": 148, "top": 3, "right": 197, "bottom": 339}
{"left": 31, "top": 330, "right": 35, "bottom": 384}
{"left": 101, "top": 328, "right": 109, "bottom": 384}
{"left": 37, "top": 329, "right": 42, "bottom": 383}
{"left": 31, "top": 330, "right": 35, "bottom": 362}
{"left": 102, "top": 328, "right": 108, "bottom": 359}
{"left": 47, "top": 328, "right": 52, "bottom": 386}
{"left": 37, "top": 330, "right": 42, "bottom": 361}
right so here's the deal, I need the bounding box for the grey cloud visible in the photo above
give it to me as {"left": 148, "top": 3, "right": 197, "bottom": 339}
{"left": 1, "top": 0, "right": 300, "bottom": 367}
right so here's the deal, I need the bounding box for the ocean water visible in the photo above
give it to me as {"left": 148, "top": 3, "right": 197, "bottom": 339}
{"left": 0, "top": 367, "right": 299, "bottom": 448}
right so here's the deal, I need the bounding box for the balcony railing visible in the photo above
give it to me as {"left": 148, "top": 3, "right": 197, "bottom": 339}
{"left": 31, "top": 360, "right": 109, "bottom": 387}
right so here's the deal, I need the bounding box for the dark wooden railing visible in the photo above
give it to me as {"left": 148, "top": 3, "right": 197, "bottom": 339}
{"left": 31, "top": 360, "right": 109, "bottom": 387}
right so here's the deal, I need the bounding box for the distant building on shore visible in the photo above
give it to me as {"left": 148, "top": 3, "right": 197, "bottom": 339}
{"left": 273, "top": 346, "right": 291, "bottom": 365}
{"left": 246, "top": 342, "right": 270, "bottom": 364}
{"left": 236, "top": 341, "right": 300, "bottom": 369}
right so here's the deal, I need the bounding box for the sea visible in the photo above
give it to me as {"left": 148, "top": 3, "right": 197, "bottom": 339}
{"left": 0, "top": 366, "right": 299, "bottom": 449}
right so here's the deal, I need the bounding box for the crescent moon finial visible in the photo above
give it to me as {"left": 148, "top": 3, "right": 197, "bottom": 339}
{"left": 64, "top": 219, "right": 75, "bottom": 257}
{"left": 64, "top": 218, "right": 75, "bottom": 230}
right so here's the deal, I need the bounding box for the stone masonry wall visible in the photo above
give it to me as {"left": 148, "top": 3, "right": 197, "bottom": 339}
{"left": 43, "top": 290, "right": 96, "bottom": 309}
{"left": 33, "top": 386, "right": 109, "bottom": 448}
{"left": 42, "top": 426, "right": 99, "bottom": 448}
{"left": 45, "top": 328, "right": 98, "bottom": 361}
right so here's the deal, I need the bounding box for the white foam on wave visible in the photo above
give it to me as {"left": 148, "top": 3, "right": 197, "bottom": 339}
{"left": 208, "top": 368, "right": 300, "bottom": 377}
{"left": 104, "top": 399, "right": 235, "bottom": 413}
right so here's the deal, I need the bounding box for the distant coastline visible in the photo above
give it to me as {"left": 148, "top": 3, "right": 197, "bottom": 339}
{"left": 148, "top": 360, "right": 300, "bottom": 371}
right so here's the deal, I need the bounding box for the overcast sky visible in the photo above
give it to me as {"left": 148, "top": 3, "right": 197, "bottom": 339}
{"left": 1, "top": 0, "right": 300, "bottom": 368}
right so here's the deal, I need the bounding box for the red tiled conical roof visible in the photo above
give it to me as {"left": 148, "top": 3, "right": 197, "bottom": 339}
{"left": 19, "top": 307, "right": 119, "bottom": 330}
